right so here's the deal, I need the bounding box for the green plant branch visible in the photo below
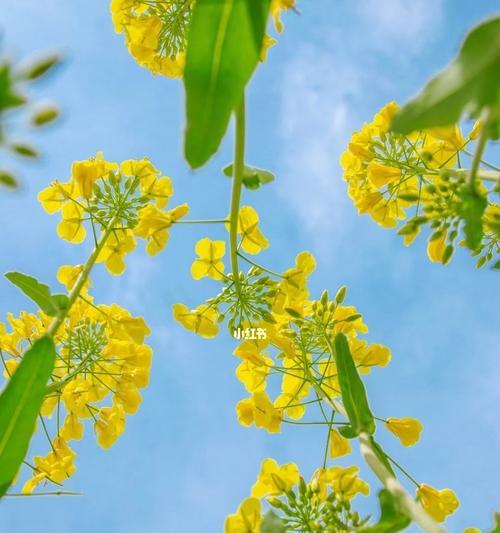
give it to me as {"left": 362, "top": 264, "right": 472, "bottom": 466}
{"left": 229, "top": 96, "right": 246, "bottom": 294}
{"left": 359, "top": 432, "right": 447, "bottom": 533}
{"left": 469, "top": 108, "right": 492, "bottom": 192}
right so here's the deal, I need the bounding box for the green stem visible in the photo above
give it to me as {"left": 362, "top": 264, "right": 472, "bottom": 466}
{"left": 359, "top": 432, "right": 447, "bottom": 533}
{"left": 45, "top": 220, "right": 116, "bottom": 339}
{"left": 229, "top": 96, "right": 246, "bottom": 293}
{"left": 237, "top": 252, "right": 283, "bottom": 278}
{"left": 469, "top": 108, "right": 491, "bottom": 193}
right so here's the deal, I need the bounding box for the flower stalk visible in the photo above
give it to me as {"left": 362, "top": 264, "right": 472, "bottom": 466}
{"left": 229, "top": 96, "right": 246, "bottom": 294}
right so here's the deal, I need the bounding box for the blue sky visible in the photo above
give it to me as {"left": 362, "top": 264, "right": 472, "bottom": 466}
{"left": 1, "top": 1, "right": 499, "bottom": 532}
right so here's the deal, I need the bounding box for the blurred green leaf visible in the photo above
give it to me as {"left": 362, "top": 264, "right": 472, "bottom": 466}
{"left": 334, "top": 333, "right": 375, "bottom": 435}
{"left": 0, "top": 170, "right": 18, "bottom": 188}
{"left": 224, "top": 163, "right": 275, "bottom": 190}
{"left": 21, "top": 53, "right": 61, "bottom": 80}
{"left": 459, "top": 187, "right": 487, "bottom": 250}
{"left": 183, "top": 0, "right": 271, "bottom": 168}
{"left": 392, "top": 17, "right": 500, "bottom": 134}
{"left": 31, "top": 105, "right": 59, "bottom": 127}
{"left": 0, "top": 336, "right": 56, "bottom": 497}
{"left": 359, "top": 490, "right": 411, "bottom": 533}
{"left": 5, "top": 272, "right": 69, "bottom": 317}
{"left": 0, "top": 64, "right": 26, "bottom": 112}
{"left": 261, "top": 510, "right": 287, "bottom": 533}
{"left": 10, "top": 142, "right": 39, "bottom": 158}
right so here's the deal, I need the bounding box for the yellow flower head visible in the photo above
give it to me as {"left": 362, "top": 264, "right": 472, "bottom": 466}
{"left": 97, "top": 229, "right": 137, "bottom": 275}
{"left": 57, "top": 202, "right": 86, "bottom": 244}
{"left": 329, "top": 428, "right": 352, "bottom": 458}
{"left": 385, "top": 417, "right": 423, "bottom": 447}
{"left": 417, "top": 484, "right": 459, "bottom": 522}
{"left": 235, "top": 205, "right": 269, "bottom": 255}
{"left": 134, "top": 203, "right": 189, "bottom": 255}
{"left": 57, "top": 264, "right": 91, "bottom": 292}
{"left": 110, "top": 0, "right": 186, "bottom": 78}
{"left": 313, "top": 466, "right": 369, "bottom": 502}
{"left": 38, "top": 180, "right": 75, "bottom": 214}
{"left": 225, "top": 497, "right": 262, "bottom": 533}
{"left": 71, "top": 152, "right": 118, "bottom": 198}
{"left": 172, "top": 303, "right": 219, "bottom": 339}
{"left": 427, "top": 230, "right": 448, "bottom": 263}
{"left": 191, "top": 238, "right": 226, "bottom": 280}
{"left": 251, "top": 458, "right": 299, "bottom": 497}
{"left": 271, "top": 0, "right": 296, "bottom": 32}
{"left": 236, "top": 391, "right": 282, "bottom": 433}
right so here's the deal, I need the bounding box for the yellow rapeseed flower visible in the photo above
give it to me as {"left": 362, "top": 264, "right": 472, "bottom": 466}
{"left": 191, "top": 238, "right": 226, "bottom": 280}
{"left": 251, "top": 458, "right": 300, "bottom": 497}
{"left": 417, "top": 484, "right": 459, "bottom": 522}
{"left": 385, "top": 417, "right": 423, "bottom": 447}
{"left": 172, "top": 303, "right": 219, "bottom": 339}
{"left": 225, "top": 497, "right": 262, "bottom": 533}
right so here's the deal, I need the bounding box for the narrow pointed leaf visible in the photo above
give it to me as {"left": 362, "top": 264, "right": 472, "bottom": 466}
{"left": 5, "top": 271, "right": 68, "bottom": 317}
{"left": 334, "top": 333, "right": 375, "bottom": 434}
{"left": 184, "top": 0, "right": 271, "bottom": 169}
{"left": 0, "top": 337, "right": 56, "bottom": 497}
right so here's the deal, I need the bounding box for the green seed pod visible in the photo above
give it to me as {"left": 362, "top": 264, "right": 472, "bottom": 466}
{"left": 335, "top": 285, "right": 347, "bottom": 304}
{"left": 320, "top": 290, "right": 329, "bottom": 307}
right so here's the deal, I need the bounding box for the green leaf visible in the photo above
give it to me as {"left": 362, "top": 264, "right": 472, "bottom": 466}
{"left": 0, "top": 170, "right": 18, "bottom": 188}
{"left": 0, "top": 64, "right": 26, "bottom": 112}
{"left": 392, "top": 16, "right": 500, "bottom": 134}
{"left": 261, "top": 510, "right": 287, "bottom": 533}
{"left": 31, "top": 105, "right": 59, "bottom": 127}
{"left": 0, "top": 336, "right": 56, "bottom": 497}
{"left": 21, "top": 53, "right": 61, "bottom": 80}
{"left": 183, "top": 0, "right": 272, "bottom": 169}
{"left": 459, "top": 187, "right": 487, "bottom": 250}
{"left": 338, "top": 424, "right": 358, "bottom": 439}
{"left": 334, "top": 333, "right": 375, "bottom": 435}
{"left": 369, "top": 437, "right": 396, "bottom": 477}
{"left": 359, "top": 490, "right": 411, "bottom": 533}
{"left": 10, "top": 143, "right": 39, "bottom": 158}
{"left": 224, "top": 163, "right": 275, "bottom": 190}
{"left": 489, "top": 512, "right": 500, "bottom": 533}
{"left": 5, "top": 272, "right": 69, "bottom": 317}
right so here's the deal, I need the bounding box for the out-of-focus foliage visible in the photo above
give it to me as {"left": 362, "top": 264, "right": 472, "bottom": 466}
{"left": 0, "top": 45, "right": 61, "bottom": 189}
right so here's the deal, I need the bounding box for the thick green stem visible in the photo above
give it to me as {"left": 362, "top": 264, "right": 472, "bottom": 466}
{"left": 469, "top": 108, "right": 491, "bottom": 192}
{"left": 45, "top": 222, "right": 115, "bottom": 339}
{"left": 229, "top": 96, "right": 246, "bottom": 293}
{"left": 322, "top": 334, "right": 446, "bottom": 533}
{"left": 359, "top": 432, "right": 447, "bottom": 533}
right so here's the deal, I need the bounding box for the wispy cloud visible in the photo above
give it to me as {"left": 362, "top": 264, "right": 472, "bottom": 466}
{"left": 277, "top": 43, "right": 362, "bottom": 246}
{"left": 357, "top": 0, "right": 445, "bottom": 50}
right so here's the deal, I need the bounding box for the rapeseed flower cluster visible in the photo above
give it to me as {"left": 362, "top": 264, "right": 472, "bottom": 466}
{"left": 0, "top": 273, "right": 152, "bottom": 493}
{"left": 110, "top": 0, "right": 297, "bottom": 77}
{"left": 225, "top": 459, "right": 370, "bottom": 532}
{"left": 38, "top": 152, "right": 189, "bottom": 269}
{"left": 341, "top": 102, "right": 499, "bottom": 267}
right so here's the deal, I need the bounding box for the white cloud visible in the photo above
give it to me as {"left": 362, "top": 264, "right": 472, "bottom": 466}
{"left": 277, "top": 44, "right": 362, "bottom": 245}
{"left": 359, "top": 0, "right": 445, "bottom": 49}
